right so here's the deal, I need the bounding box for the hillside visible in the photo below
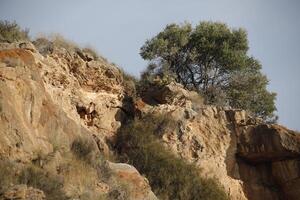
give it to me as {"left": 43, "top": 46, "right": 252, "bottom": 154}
{"left": 0, "top": 38, "right": 299, "bottom": 200}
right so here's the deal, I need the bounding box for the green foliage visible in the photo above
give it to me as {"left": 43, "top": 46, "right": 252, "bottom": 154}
{"left": 0, "top": 20, "right": 29, "bottom": 42}
{"left": 226, "top": 57, "right": 277, "bottom": 121}
{"left": 137, "top": 63, "right": 176, "bottom": 98}
{"left": 140, "top": 21, "right": 277, "bottom": 120}
{"left": 115, "top": 115, "right": 228, "bottom": 200}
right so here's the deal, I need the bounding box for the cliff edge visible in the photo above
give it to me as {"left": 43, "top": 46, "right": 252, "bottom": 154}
{"left": 0, "top": 40, "right": 299, "bottom": 200}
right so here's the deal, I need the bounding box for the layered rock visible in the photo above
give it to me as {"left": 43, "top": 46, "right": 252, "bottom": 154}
{"left": 0, "top": 40, "right": 299, "bottom": 200}
{"left": 1, "top": 185, "right": 46, "bottom": 200}
{"left": 236, "top": 124, "right": 300, "bottom": 200}
{"left": 139, "top": 83, "right": 300, "bottom": 200}
{"left": 0, "top": 42, "right": 156, "bottom": 200}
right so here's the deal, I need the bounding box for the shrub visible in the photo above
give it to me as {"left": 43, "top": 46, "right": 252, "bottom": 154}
{"left": 50, "top": 34, "right": 77, "bottom": 52}
{"left": 120, "top": 69, "right": 137, "bottom": 98}
{"left": 115, "top": 114, "right": 228, "bottom": 200}
{"left": 0, "top": 20, "right": 29, "bottom": 43}
{"left": 82, "top": 47, "right": 99, "bottom": 60}
{"left": 19, "top": 165, "right": 67, "bottom": 200}
{"left": 33, "top": 34, "right": 78, "bottom": 55}
{"left": 32, "top": 37, "right": 54, "bottom": 55}
{"left": 0, "top": 160, "right": 19, "bottom": 193}
{"left": 0, "top": 160, "right": 67, "bottom": 200}
{"left": 71, "top": 137, "right": 98, "bottom": 165}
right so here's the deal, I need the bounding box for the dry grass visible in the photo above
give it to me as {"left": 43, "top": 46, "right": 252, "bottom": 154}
{"left": 0, "top": 160, "right": 67, "bottom": 200}
{"left": 0, "top": 160, "right": 19, "bottom": 193}
{"left": 61, "top": 155, "right": 99, "bottom": 197}
{"left": 19, "top": 165, "right": 67, "bottom": 200}
{"left": 115, "top": 114, "right": 229, "bottom": 200}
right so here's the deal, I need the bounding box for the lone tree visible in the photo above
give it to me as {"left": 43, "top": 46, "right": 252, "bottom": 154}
{"left": 140, "top": 22, "right": 277, "bottom": 121}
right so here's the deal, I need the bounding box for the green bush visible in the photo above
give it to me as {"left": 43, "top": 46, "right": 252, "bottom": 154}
{"left": 115, "top": 114, "right": 228, "bottom": 200}
{"left": 0, "top": 20, "right": 29, "bottom": 43}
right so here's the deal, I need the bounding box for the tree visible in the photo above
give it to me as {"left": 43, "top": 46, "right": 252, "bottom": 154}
{"left": 140, "top": 21, "right": 277, "bottom": 121}
{"left": 226, "top": 57, "right": 277, "bottom": 120}
{"left": 0, "top": 20, "right": 29, "bottom": 43}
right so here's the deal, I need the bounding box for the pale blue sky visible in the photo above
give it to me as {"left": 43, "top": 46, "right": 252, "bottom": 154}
{"left": 0, "top": 0, "right": 299, "bottom": 130}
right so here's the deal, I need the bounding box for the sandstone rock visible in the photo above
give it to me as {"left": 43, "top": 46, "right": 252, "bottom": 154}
{"left": 32, "top": 37, "right": 54, "bottom": 55}
{"left": 0, "top": 42, "right": 13, "bottom": 51}
{"left": 1, "top": 40, "right": 298, "bottom": 200}
{"left": 142, "top": 101, "right": 300, "bottom": 200}
{"left": 0, "top": 42, "right": 158, "bottom": 200}
{"left": 236, "top": 124, "right": 300, "bottom": 200}
{"left": 142, "top": 82, "right": 203, "bottom": 106}
{"left": 18, "top": 41, "right": 36, "bottom": 52}
{"left": 237, "top": 124, "right": 300, "bottom": 162}
{"left": 146, "top": 105, "right": 248, "bottom": 199}
{"left": 2, "top": 185, "right": 46, "bottom": 200}
{"left": 0, "top": 41, "right": 36, "bottom": 53}
{"left": 106, "top": 162, "right": 158, "bottom": 200}
{"left": 76, "top": 48, "right": 94, "bottom": 61}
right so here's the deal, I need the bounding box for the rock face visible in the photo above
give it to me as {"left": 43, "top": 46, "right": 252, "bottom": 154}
{"left": 141, "top": 82, "right": 203, "bottom": 106}
{"left": 139, "top": 83, "right": 300, "bottom": 200}
{"left": 0, "top": 42, "right": 156, "bottom": 200}
{"left": 236, "top": 124, "right": 300, "bottom": 200}
{"left": 106, "top": 162, "right": 158, "bottom": 200}
{"left": 1, "top": 185, "right": 46, "bottom": 200}
{"left": 0, "top": 40, "right": 299, "bottom": 200}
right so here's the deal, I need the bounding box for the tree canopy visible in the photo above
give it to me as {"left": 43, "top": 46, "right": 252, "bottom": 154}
{"left": 140, "top": 21, "right": 277, "bottom": 121}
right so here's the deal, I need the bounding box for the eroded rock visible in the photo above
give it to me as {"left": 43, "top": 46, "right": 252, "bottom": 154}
{"left": 0, "top": 43, "right": 158, "bottom": 200}
{"left": 1, "top": 185, "right": 46, "bottom": 200}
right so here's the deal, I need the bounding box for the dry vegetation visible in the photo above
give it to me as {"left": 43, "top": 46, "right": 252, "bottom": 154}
{"left": 0, "top": 136, "right": 125, "bottom": 200}
{"left": 115, "top": 114, "right": 229, "bottom": 200}
{"left": 0, "top": 20, "right": 29, "bottom": 42}
{"left": 0, "top": 160, "right": 67, "bottom": 200}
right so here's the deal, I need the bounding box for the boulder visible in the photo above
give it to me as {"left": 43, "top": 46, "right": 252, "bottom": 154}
{"left": 0, "top": 41, "right": 36, "bottom": 53}
{"left": 142, "top": 82, "right": 203, "bottom": 106}
{"left": 237, "top": 124, "right": 300, "bottom": 162}
{"left": 106, "top": 162, "right": 158, "bottom": 200}
{"left": 236, "top": 124, "right": 300, "bottom": 200}
{"left": 18, "top": 41, "right": 36, "bottom": 52}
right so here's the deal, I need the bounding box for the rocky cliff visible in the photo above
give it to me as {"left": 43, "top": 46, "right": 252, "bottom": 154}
{"left": 0, "top": 41, "right": 156, "bottom": 200}
{"left": 138, "top": 83, "right": 300, "bottom": 200}
{"left": 0, "top": 40, "right": 299, "bottom": 200}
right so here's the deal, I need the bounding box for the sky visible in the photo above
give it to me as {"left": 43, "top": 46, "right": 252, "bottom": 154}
{"left": 0, "top": 0, "right": 299, "bottom": 130}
